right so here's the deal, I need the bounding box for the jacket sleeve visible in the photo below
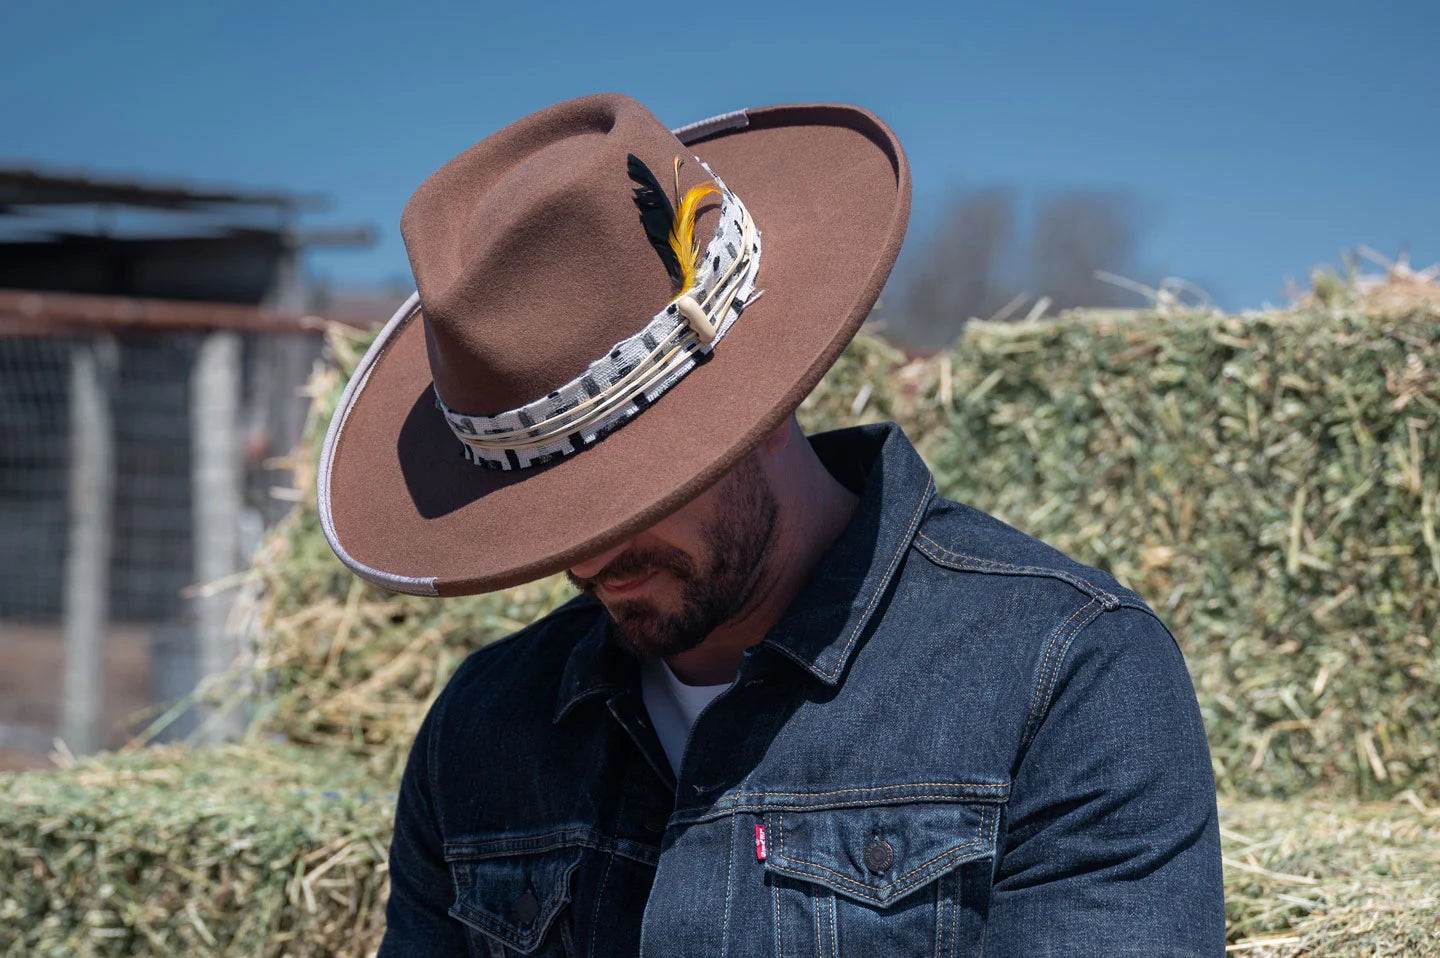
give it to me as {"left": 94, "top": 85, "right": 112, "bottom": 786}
{"left": 984, "top": 603, "right": 1226, "bottom": 957}
{"left": 378, "top": 689, "right": 470, "bottom": 957}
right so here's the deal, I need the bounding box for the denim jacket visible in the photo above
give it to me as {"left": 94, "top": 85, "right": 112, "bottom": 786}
{"left": 381, "top": 422, "right": 1225, "bottom": 957}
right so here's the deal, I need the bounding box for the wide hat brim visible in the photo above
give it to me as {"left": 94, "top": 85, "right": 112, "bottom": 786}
{"left": 319, "top": 103, "right": 910, "bottom": 596}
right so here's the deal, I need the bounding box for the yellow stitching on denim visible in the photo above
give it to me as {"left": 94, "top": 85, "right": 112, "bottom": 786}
{"left": 445, "top": 828, "right": 660, "bottom": 870}
{"left": 1023, "top": 600, "right": 1088, "bottom": 733}
{"left": 772, "top": 869, "right": 784, "bottom": 958}
{"left": 934, "top": 874, "right": 945, "bottom": 957}
{"left": 914, "top": 532, "right": 1118, "bottom": 598}
{"left": 1024, "top": 596, "right": 1103, "bottom": 736}
{"left": 674, "top": 795, "right": 1007, "bottom": 830}
{"left": 771, "top": 838, "right": 985, "bottom": 905}
{"left": 733, "top": 782, "right": 1010, "bottom": 799}
{"left": 811, "top": 880, "right": 825, "bottom": 954}
{"left": 720, "top": 811, "right": 739, "bottom": 950}
{"left": 444, "top": 836, "right": 592, "bottom": 859}
{"left": 700, "top": 796, "right": 1001, "bottom": 815}
{"left": 772, "top": 809, "right": 983, "bottom": 896}
{"left": 1026, "top": 609, "right": 1100, "bottom": 751}
{"left": 586, "top": 848, "right": 616, "bottom": 955}
{"left": 448, "top": 853, "right": 582, "bottom": 944}
{"left": 826, "top": 886, "right": 838, "bottom": 957}
{"left": 444, "top": 825, "right": 594, "bottom": 855}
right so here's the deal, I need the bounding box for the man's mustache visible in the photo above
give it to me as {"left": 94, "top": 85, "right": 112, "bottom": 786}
{"left": 566, "top": 546, "right": 697, "bottom": 595}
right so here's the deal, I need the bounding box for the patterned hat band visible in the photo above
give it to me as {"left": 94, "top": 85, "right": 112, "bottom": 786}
{"left": 433, "top": 166, "right": 762, "bottom": 471}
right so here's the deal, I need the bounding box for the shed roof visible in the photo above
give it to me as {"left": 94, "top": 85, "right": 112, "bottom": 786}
{"left": 0, "top": 166, "right": 325, "bottom": 213}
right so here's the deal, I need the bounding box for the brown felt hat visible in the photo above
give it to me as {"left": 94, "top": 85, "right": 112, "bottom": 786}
{"left": 318, "top": 93, "right": 910, "bottom": 596}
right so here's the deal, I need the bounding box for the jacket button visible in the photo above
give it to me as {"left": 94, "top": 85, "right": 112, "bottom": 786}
{"left": 863, "top": 837, "right": 894, "bottom": 874}
{"left": 513, "top": 890, "right": 540, "bottom": 924}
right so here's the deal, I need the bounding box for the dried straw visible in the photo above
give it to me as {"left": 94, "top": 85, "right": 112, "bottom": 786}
{"left": 4, "top": 744, "right": 1437, "bottom": 955}
{"left": 0, "top": 744, "right": 388, "bottom": 956}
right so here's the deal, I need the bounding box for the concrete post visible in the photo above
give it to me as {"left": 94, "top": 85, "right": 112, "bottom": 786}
{"left": 190, "top": 330, "right": 244, "bottom": 741}
{"left": 61, "top": 337, "right": 118, "bottom": 755}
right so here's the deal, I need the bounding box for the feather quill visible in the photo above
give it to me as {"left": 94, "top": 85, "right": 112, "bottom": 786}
{"left": 626, "top": 154, "right": 682, "bottom": 286}
{"left": 670, "top": 183, "right": 720, "bottom": 295}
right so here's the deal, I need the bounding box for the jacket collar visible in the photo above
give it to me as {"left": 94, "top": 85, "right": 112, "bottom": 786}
{"left": 757, "top": 422, "right": 935, "bottom": 684}
{"left": 553, "top": 605, "right": 630, "bottom": 723}
{"left": 554, "top": 421, "right": 935, "bottom": 720}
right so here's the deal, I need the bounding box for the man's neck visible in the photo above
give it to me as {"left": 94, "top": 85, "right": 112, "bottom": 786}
{"left": 664, "top": 436, "right": 859, "bottom": 686}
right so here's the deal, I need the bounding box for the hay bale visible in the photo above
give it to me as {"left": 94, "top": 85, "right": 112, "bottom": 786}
{"left": 934, "top": 305, "right": 1439, "bottom": 800}
{"left": 0, "top": 744, "right": 390, "bottom": 957}
{"left": 1221, "top": 798, "right": 1440, "bottom": 955}
{"left": 3, "top": 744, "right": 1437, "bottom": 955}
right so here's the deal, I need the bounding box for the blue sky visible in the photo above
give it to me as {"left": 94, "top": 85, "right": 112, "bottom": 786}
{"left": 3, "top": 0, "right": 1435, "bottom": 310}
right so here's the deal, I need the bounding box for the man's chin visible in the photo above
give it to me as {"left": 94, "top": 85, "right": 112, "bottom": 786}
{"left": 607, "top": 606, "right": 707, "bottom": 660}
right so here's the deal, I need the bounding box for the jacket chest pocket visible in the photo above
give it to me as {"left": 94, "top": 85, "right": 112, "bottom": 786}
{"left": 445, "top": 836, "right": 587, "bottom": 958}
{"left": 761, "top": 799, "right": 1002, "bottom": 958}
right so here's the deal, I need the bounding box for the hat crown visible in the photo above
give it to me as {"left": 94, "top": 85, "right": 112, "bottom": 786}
{"left": 401, "top": 94, "right": 722, "bottom": 416}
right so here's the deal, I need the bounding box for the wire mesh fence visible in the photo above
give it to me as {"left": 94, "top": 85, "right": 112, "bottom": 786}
{"left": 0, "top": 307, "right": 325, "bottom": 766}
{"left": 1, "top": 335, "right": 199, "bottom": 622}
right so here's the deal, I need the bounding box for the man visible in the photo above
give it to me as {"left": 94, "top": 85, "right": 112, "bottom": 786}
{"left": 319, "top": 94, "right": 1224, "bottom": 956}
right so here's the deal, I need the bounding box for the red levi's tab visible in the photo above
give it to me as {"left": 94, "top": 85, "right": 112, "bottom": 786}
{"left": 754, "top": 824, "right": 768, "bottom": 861}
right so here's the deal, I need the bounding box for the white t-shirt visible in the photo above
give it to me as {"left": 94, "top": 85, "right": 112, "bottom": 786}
{"left": 640, "top": 657, "right": 730, "bottom": 776}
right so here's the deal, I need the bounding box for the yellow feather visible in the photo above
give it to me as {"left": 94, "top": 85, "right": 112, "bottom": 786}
{"left": 669, "top": 183, "right": 720, "bottom": 295}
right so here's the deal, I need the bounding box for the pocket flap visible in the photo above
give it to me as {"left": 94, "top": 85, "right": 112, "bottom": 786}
{"left": 763, "top": 800, "right": 1000, "bottom": 908}
{"left": 445, "top": 831, "right": 587, "bottom": 953}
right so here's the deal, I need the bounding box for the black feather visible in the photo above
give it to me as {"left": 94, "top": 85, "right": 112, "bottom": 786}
{"left": 626, "top": 153, "right": 682, "bottom": 286}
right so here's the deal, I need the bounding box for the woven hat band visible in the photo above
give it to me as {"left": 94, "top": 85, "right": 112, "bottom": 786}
{"left": 433, "top": 167, "right": 761, "bottom": 471}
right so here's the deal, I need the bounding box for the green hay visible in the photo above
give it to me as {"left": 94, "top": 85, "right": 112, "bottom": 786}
{"left": 1221, "top": 798, "right": 1440, "bottom": 955}
{"left": 0, "top": 745, "right": 389, "bottom": 957}
{"left": 933, "top": 306, "right": 1440, "bottom": 800}
{"left": 4, "top": 745, "right": 1437, "bottom": 956}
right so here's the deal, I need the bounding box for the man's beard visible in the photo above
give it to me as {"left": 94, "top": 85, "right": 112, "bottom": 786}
{"left": 565, "top": 454, "right": 779, "bottom": 659}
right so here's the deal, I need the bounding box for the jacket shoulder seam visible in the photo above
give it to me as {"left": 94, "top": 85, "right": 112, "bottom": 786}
{"left": 1018, "top": 595, "right": 1111, "bottom": 753}
{"left": 1101, "top": 598, "right": 1184, "bottom": 650}
{"left": 1017, "top": 600, "right": 1174, "bottom": 755}
{"left": 912, "top": 531, "right": 1123, "bottom": 608}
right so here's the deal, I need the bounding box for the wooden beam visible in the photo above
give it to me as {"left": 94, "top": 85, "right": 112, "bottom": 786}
{"left": 0, "top": 288, "right": 346, "bottom": 337}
